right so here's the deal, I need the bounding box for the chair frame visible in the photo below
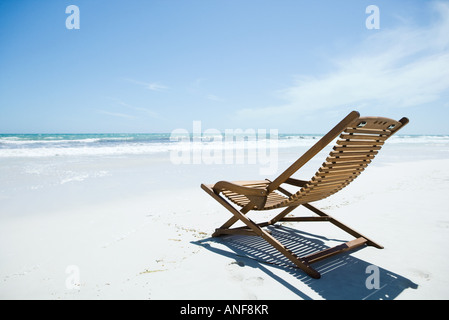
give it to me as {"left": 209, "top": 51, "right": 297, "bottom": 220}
{"left": 201, "top": 111, "right": 409, "bottom": 279}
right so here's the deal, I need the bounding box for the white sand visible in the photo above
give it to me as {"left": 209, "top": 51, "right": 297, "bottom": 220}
{"left": 1, "top": 151, "right": 449, "bottom": 300}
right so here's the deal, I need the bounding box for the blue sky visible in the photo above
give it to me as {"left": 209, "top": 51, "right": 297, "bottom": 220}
{"left": 1, "top": 0, "right": 448, "bottom": 134}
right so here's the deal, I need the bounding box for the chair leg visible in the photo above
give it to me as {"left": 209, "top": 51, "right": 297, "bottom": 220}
{"left": 212, "top": 202, "right": 254, "bottom": 236}
{"left": 301, "top": 203, "right": 383, "bottom": 249}
{"left": 220, "top": 197, "right": 320, "bottom": 278}
{"left": 202, "top": 184, "right": 321, "bottom": 279}
{"left": 268, "top": 205, "right": 300, "bottom": 225}
{"left": 203, "top": 183, "right": 382, "bottom": 279}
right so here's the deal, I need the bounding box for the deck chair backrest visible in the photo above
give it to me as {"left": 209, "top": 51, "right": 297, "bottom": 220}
{"left": 285, "top": 115, "right": 408, "bottom": 205}
{"left": 267, "top": 111, "right": 361, "bottom": 194}
{"left": 267, "top": 112, "right": 409, "bottom": 208}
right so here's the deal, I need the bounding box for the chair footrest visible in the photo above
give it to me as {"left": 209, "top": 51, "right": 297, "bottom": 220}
{"left": 302, "top": 237, "right": 367, "bottom": 264}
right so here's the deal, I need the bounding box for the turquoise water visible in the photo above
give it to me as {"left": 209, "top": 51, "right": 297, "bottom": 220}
{"left": 0, "top": 133, "right": 448, "bottom": 158}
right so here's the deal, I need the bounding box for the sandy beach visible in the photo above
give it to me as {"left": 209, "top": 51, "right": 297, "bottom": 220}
{"left": 1, "top": 137, "right": 448, "bottom": 300}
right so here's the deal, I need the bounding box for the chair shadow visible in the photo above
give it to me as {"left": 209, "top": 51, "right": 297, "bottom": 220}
{"left": 192, "top": 225, "right": 418, "bottom": 300}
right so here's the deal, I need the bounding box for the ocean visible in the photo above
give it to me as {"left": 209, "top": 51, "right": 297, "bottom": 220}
{"left": 1, "top": 133, "right": 448, "bottom": 198}
{"left": 1, "top": 133, "right": 448, "bottom": 158}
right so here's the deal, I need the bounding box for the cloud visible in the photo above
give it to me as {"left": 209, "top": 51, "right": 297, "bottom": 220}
{"left": 124, "top": 78, "right": 168, "bottom": 91}
{"left": 187, "top": 78, "right": 223, "bottom": 102}
{"left": 102, "top": 97, "right": 160, "bottom": 119}
{"left": 115, "top": 99, "right": 159, "bottom": 118}
{"left": 206, "top": 94, "right": 222, "bottom": 102}
{"left": 236, "top": 1, "right": 449, "bottom": 119}
{"left": 147, "top": 83, "right": 168, "bottom": 91}
{"left": 97, "top": 110, "right": 136, "bottom": 119}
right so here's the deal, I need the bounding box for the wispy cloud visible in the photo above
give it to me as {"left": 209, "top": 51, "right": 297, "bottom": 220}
{"left": 114, "top": 98, "right": 159, "bottom": 118}
{"left": 188, "top": 78, "right": 223, "bottom": 102}
{"left": 97, "top": 110, "right": 136, "bottom": 119}
{"left": 124, "top": 78, "right": 168, "bottom": 92}
{"left": 102, "top": 97, "right": 160, "bottom": 119}
{"left": 237, "top": 2, "right": 449, "bottom": 119}
{"left": 205, "top": 94, "right": 222, "bottom": 102}
{"left": 147, "top": 82, "right": 169, "bottom": 92}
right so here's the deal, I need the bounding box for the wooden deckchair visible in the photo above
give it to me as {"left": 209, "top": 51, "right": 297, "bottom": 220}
{"left": 201, "top": 111, "right": 409, "bottom": 279}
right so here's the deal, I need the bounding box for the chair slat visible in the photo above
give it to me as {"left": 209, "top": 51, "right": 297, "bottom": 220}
{"left": 330, "top": 151, "right": 378, "bottom": 157}
{"left": 327, "top": 155, "right": 375, "bottom": 162}
{"left": 339, "top": 134, "right": 388, "bottom": 140}
{"left": 333, "top": 146, "right": 382, "bottom": 151}
{"left": 337, "top": 140, "right": 385, "bottom": 146}
{"left": 345, "top": 127, "right": 391, "bottom": 135}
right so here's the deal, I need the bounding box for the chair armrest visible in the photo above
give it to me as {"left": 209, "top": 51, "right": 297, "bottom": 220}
{"left": 213, "top": 181, "right": 267, "bottom": 196}
{"left": 283, "top": 178, "right": 308, "bottom": 187}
